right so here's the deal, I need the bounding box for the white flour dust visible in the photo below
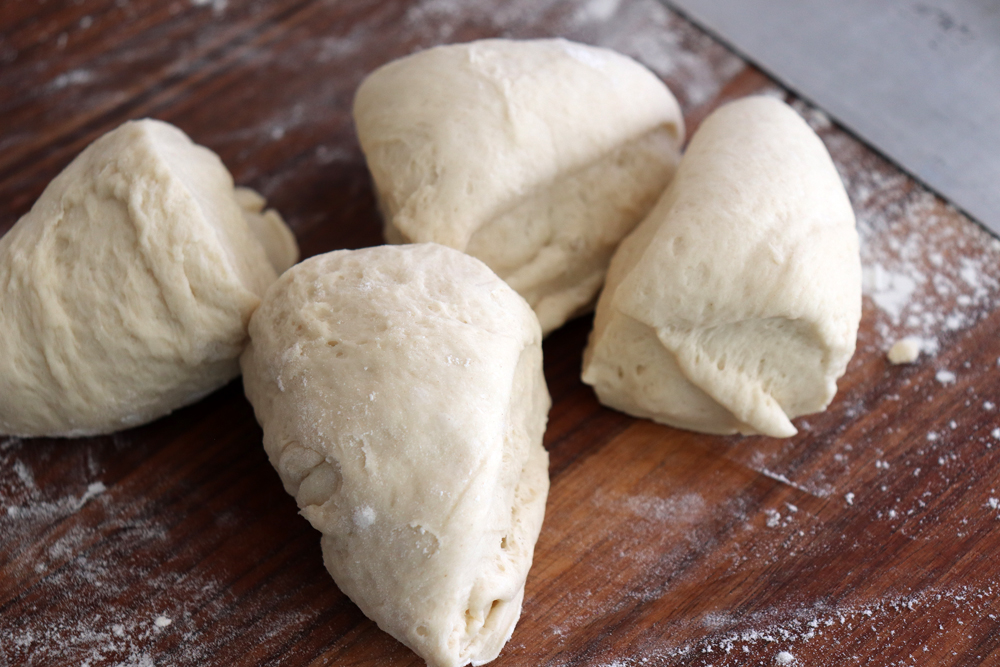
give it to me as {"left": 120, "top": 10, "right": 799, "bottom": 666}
{"left": 571, "top": 0, "right": 745, "bottom": 107}
{"left": 845, "top": 159, "right": 1000, "bottom": 356}
{"left": 573, "top": 0, "right": 624, "bottom": 23}
{"left": 591, "top": 580, "right": 1000, "bottom": 667}
{"left": 400, "top": 0, "right": 745, "bottom": 109}
{"left": 3, "top": 444, "right": 106, "bottom": 520}
{"left": 50, "top": 68, "right": 95, "bottom": 89}
{"left": 1, "top": 430, "right": 324, "bottom": 667}
{"left": 190, "top": 0, "right": 227, "bottom": 15}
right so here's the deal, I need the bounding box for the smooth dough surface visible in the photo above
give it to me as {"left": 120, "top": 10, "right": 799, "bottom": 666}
{"left": 0, "top": 119, "right": 298, "bottom": 437}
{"left": 582, "top": 96, "right": 862, "bottom": 438}
{"left": 354, "top": 38, "right": 685, "bottom": 335}
{"left": 240, "top": 243, "right": 550, "bottom": 667}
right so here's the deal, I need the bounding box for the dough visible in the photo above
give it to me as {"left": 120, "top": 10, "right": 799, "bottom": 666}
{"left": 0, "top": 119, "right": 298, "bottom": 437}
{"left": 233, "top": 186, "right": 298, "bottom": 275}
{"left": 240, "top": 243, "right": 550, "bottom": 667}
{"left": 582, "top": 97, "right": 861, "bottom": 437}
{"left": 354, "top": 38, "right": 684, "bottom": 335}
{"left": 887, "top": 337, "right": 921, "bottom": 364}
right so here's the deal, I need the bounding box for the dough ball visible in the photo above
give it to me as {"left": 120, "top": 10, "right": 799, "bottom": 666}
{"left": 0, "top": 119, "right": 298, "bottom": 437}
{"left": 582, "top": 97, "right": 861, "bottom": 437}
{"left": 354, "top": 38, "right": 685, "bottom": 335}
{"left": 240, "top": 243, "right": 550, "bottom": 667}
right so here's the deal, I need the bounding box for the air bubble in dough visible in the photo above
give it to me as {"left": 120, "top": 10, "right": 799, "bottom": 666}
{"left": 0, "top": 119, "right": 298, "bottom": 437}
{"left": 354, "top": 38, "right": 685, "bottom": 335}
{"left": 240, "top": 243, "right": 550, "bottom": 667}
{"left": 582, "top": 97, "right": 862, "bottom": 437}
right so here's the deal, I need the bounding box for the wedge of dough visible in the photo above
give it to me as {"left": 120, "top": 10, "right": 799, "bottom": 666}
{"left": 582, "top": 96, "right": 861, "bottom": 437}
{"left": 354, "top": 38, "right": 685, "bottom": 335}
{"left": 0, "top": 119, "right": 298, "bottom": 437}
{"left": 240, "top": 243, "right": 550, "bottom": 667}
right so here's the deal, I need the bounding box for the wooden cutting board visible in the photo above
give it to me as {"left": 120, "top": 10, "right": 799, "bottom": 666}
{"left": 2, "top": 1, "right": 999, "bottom": 665}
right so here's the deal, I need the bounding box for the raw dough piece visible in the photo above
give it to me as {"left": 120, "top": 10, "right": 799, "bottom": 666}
{"left": 0, "top": 119, "right": 298, "bottom": 437}
{"left": 240, "top": 243, "right": 550, "bottom": 667}
{"left": 887, "top": 337, "right": 921, "bottom": 364}
{"left": 354, "top": 38, "right": 685, "bottom": 335}
{"left": 233, "top": 186, "right": 298, "bottom": 275}
{"left": 582, "top": 97, "right": 861, "bottom": 437}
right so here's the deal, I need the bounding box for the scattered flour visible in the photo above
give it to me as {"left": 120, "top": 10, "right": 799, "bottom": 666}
{"left": 50, "top": 69, "right": 95, "bottom": 89}
{"left": 573, "top": 0, "right": 623, "bottom": 23}
{"left": 831, "top": 134, "right": 1000, "bottom": 361}
{"left": 314, "top": 145, "right": 352, "bottom": 165}
{"left": 791, "top": 99, "right": 832, "bottom": 132}
{"left": 580, "top": 3, "right": 745, "bottom": 107}
{"left": 1, "top": 432, "right": 316, "bottom": 666}
{"left": 935, "top": 369, "right": 957, "bottom": 385}
{"left": 587, "top": 580, "right": 1000, "bottom": 667}
{"left": 755, "top": 467, "right": 831, "bottom": 498}
{"left": 190, "top": 0, "right": 226, "bottom": 14}
{"left": 400, "top": 0, "right": 746, "bottom": 109}
{"left": 352, "top": 505, "right": 377, "bottom": 528}
{"left": 5, "top": 468, "right": 106, "bottom": 519}
{"left": 79, "top": 482, "right": 107, "bottom": 506}
{"left": 624, "top": 493, "right": 707, "bottom": 524}
{"left": 862, "top": 264, "right": 919, "bottom": 324}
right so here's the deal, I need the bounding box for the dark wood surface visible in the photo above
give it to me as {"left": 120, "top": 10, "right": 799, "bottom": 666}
{"left": 3, "top": 1, "right": 1000, "bottom": 666}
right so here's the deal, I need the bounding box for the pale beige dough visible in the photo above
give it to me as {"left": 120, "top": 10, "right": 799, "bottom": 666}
{"left": 354, "top": 38, "right": 684, "bottom": 335}
{"left": 0, "top": 119, "right": 298, "bottom": 437}
{"left": 888, "top": 337, "right": 921, "bottom": 364}
{"left": 240, "top": 243, "right": 550, "bottom": 667}
{"left": 582, "top": 97, "right": 862, "bottom": 438}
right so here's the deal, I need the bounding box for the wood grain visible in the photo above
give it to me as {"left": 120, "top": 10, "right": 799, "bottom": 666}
{"left": 2, "top": 1, "right": 1000, "bottom": 666}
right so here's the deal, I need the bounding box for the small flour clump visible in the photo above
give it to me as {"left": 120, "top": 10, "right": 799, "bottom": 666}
{"left": 935, "top": 370, "right": 957, "bottom": 385}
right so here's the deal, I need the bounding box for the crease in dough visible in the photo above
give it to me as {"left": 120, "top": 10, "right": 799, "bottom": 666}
{"left": 354, "top": 38, "right": 685, "bottom": 335}
{"left": 583, "top": 96, "right": 861, "bottom": 437}
{"left": 240, "top": 243, "right": 550, "bottom": 667}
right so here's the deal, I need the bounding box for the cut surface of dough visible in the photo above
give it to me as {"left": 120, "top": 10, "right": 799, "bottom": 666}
{"left": 0, "top": 119, "right": 298, "bottom": 437}
{"left": 354, "top": 38, "right": 685, "bottom": 335}
{"left": 240, "top": 243, "right": 550, "bottom": 667}
{"left": 582, "top": 96, "right": 861, "bottom": 437}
